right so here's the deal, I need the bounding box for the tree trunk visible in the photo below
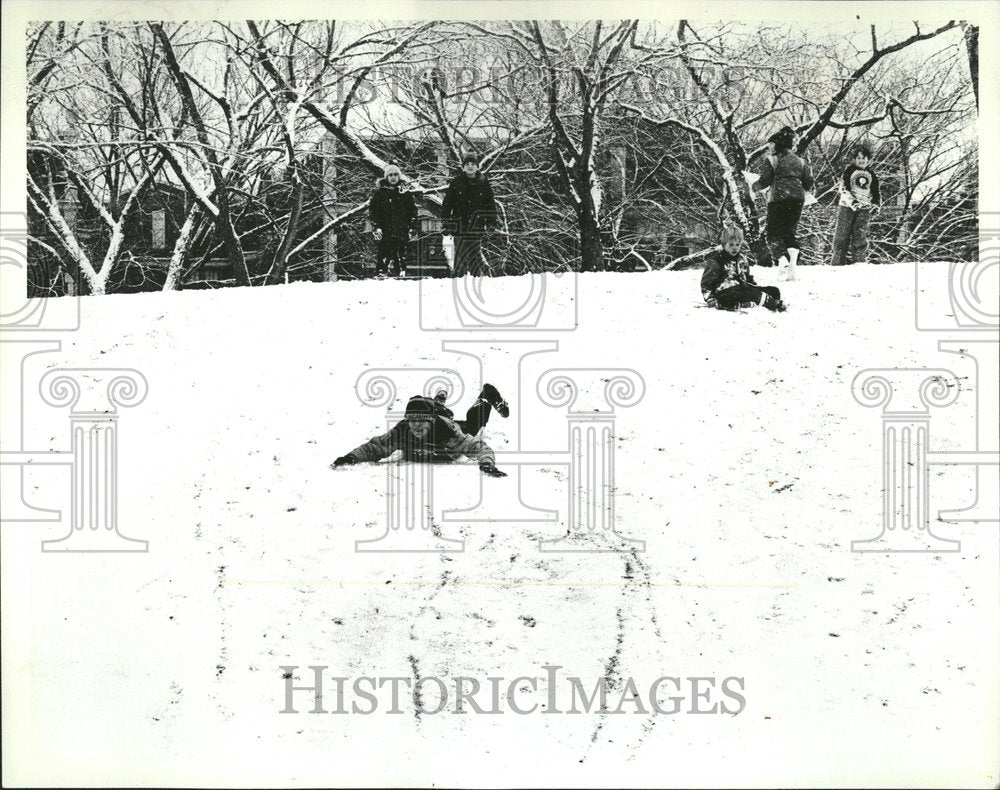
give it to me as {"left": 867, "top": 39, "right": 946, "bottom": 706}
{"left": 578, "top": 202, "right": 604, "bottom": 272}
{"left": 216, "top": 204, "right": 250, "bottom": 286}
{"left": 62, "top": 266, "right": 77, "bottom": 296}
{"left": 268, "top": 166, "right": 304, "bottom": 285}
{"left": 163, "top": 208, "right": 199, "bottom": 290}
{"left": 964, "top": 24, "right": 979, "bottom": 110}
{"left": 746, "top": 200, "right": 772, "bottom": 266}
{"left": 322, "top": 133, "right": 338, "bottom": 282}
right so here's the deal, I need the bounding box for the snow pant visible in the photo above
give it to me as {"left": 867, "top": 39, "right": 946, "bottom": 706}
{"left": 830, "top": 205, "right": 872, "bottom": 265}
{"left": 714, "top": 283, "right": 783, "bottom": 312}
{"left": 457, "top": 398, "right": 494, "bottom": 437}
{"left": 766, "top": 197, "right": 804, "bottom": 263}
{"left": 453, "top": 232, "right": 489, "bottom": 277}
{"left": 375, "top": 234, "right": 408, "bottom": 276}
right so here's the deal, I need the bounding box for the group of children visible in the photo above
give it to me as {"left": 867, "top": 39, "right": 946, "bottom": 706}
{"left": 701, "top": 140, "right": 881, "bottom": 314}
{"left": 372, "top": 132, "right": 879, "bottom": 297}
{"left": 337, "top": 140, "right": 882, "bottom": 475}
{"left": 369, "top": 154, "right": 499, "bottom": 279}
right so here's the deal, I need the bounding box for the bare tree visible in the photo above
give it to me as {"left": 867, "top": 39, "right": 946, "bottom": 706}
{"left": 619, "top": 20, "right": 968, "bottom": 264}
{"left": 26, "top": 18, "right": 977, "bottom": 294}
{"left": 27, "top": 22, "right": 169, "bottom": 295}
{"left": 510, "top": 21, "right": 645, "bottom": 271}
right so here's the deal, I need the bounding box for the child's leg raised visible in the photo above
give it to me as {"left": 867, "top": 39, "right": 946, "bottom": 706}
{"left": 460, "top": 399, "right": 492, "bottom": 436}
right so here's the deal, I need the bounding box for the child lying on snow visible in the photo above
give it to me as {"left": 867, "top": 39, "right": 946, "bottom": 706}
{"left": 701, "top": 224, "right": 786, "bottom": 312}
{"left": 331, "top": 384, "right": 510, "bottom": 477}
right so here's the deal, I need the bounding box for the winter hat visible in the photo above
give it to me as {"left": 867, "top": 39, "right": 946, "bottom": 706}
{"left": 404, "top": 396, "right": 435, "bottom": 418}
{"left": 769, "top": 126, "right": 795, "bottom": 152}
{"left": 461, "top": 153, "right": 479, "bottom": 166}
{"left": 384, "top": 164, "right": 401, "bottom": 178}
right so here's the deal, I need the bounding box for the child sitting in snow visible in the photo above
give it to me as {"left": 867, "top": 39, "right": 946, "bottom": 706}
{"left": 331, "top": 384, "right": 510, "bottom": 477}
{"left": 701, "top": 224, "right": 786, "bottom": 312}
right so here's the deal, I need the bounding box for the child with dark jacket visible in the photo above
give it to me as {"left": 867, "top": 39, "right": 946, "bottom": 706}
{"left": 441, "top": 153, "right": 499, "bottom": 277}
{"left": 830, "top": 144, "right": 881, "bottom": 265}
{"left": 754, "top": 126, "right": 814, "bottom": 281}
{"left": 332, "top": 390, "right": 509, "bottom": 477}
{"left": 369, "top": 164, "right": 417, "bottom": 277}
{"left": 701, "top": 224, "right": 786, "bottom": 312}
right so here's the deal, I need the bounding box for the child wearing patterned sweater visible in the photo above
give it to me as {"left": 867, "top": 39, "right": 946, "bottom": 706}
{"left": 830, "top": 144, "right": 882, "bottom": 265}
{"left": 701, "top": 225, "right": 786, "bottom": 312}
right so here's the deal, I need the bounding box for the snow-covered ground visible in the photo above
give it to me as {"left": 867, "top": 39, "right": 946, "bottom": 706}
{"left": 3, "top": 264, "right": 998, "bottom": 787}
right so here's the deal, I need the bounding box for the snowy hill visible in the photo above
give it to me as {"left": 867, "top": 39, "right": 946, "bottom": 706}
{"left": 5, "top": 265, "right": 997, "bottom": 787}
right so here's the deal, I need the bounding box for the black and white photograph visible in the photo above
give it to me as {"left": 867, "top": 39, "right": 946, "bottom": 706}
{"left": 1, "top": 1, "right": 998, "bottom": 786}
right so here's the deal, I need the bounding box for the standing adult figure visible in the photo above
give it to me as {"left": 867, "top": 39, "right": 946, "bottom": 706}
{"left": 441, "top": 153, "right": 499, "bottom": 278}
{"left": 370, "top": 164, "right": 417, "bottom": 278}
{"left": 754, "top": 126, "right": 814, "bottom": 282}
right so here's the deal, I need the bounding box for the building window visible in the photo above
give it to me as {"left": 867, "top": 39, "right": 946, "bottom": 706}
{"left": 151, "top": 209, "right": 166, "bottom": 249}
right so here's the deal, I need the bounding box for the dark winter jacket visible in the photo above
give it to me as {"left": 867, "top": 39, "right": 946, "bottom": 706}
{"left": 756, "top": 151, "right": 814, "bottom": 203}
{"left": 369, "top": 178, "right": 418, "bottom": 238}
{"left": 344, "top": 415, "right": 495, "bottom": 465}
{"left": 701, "top": 248, "right": 756, "bottom": 301}
{"left": 441, "top": 172, "right": 498, "bottom": 233}
{"left": 838, "top": 164, "right": 881, "bottom": 209}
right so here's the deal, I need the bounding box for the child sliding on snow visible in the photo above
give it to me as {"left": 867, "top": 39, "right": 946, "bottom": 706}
{"left": 331, "top": 384, "right": 510, "bottom": 477}
{"left": 701, "top": 224, "right": 786, "bottom": 312}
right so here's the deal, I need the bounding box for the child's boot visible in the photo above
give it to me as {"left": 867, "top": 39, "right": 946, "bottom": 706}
{"left": 762, "top": 293, "right": 786, "bottom": 312}
{"left": 479, "top": 383, "right": 510, "bottom": 418}
{"left": 787, "top": 248, "right": 800, "bottom": 281}
{"left": 777, "top": 254, "right": 791, "bottom": 282}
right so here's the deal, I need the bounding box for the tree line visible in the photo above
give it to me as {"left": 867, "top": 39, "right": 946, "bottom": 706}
{"left": 26, "top": 19, "right": 978, "bottom": 295}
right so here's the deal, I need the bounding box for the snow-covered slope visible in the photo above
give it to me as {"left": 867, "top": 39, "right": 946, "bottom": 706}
{"left": 4, "top": 265, "right": 997, "bottom": 787}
